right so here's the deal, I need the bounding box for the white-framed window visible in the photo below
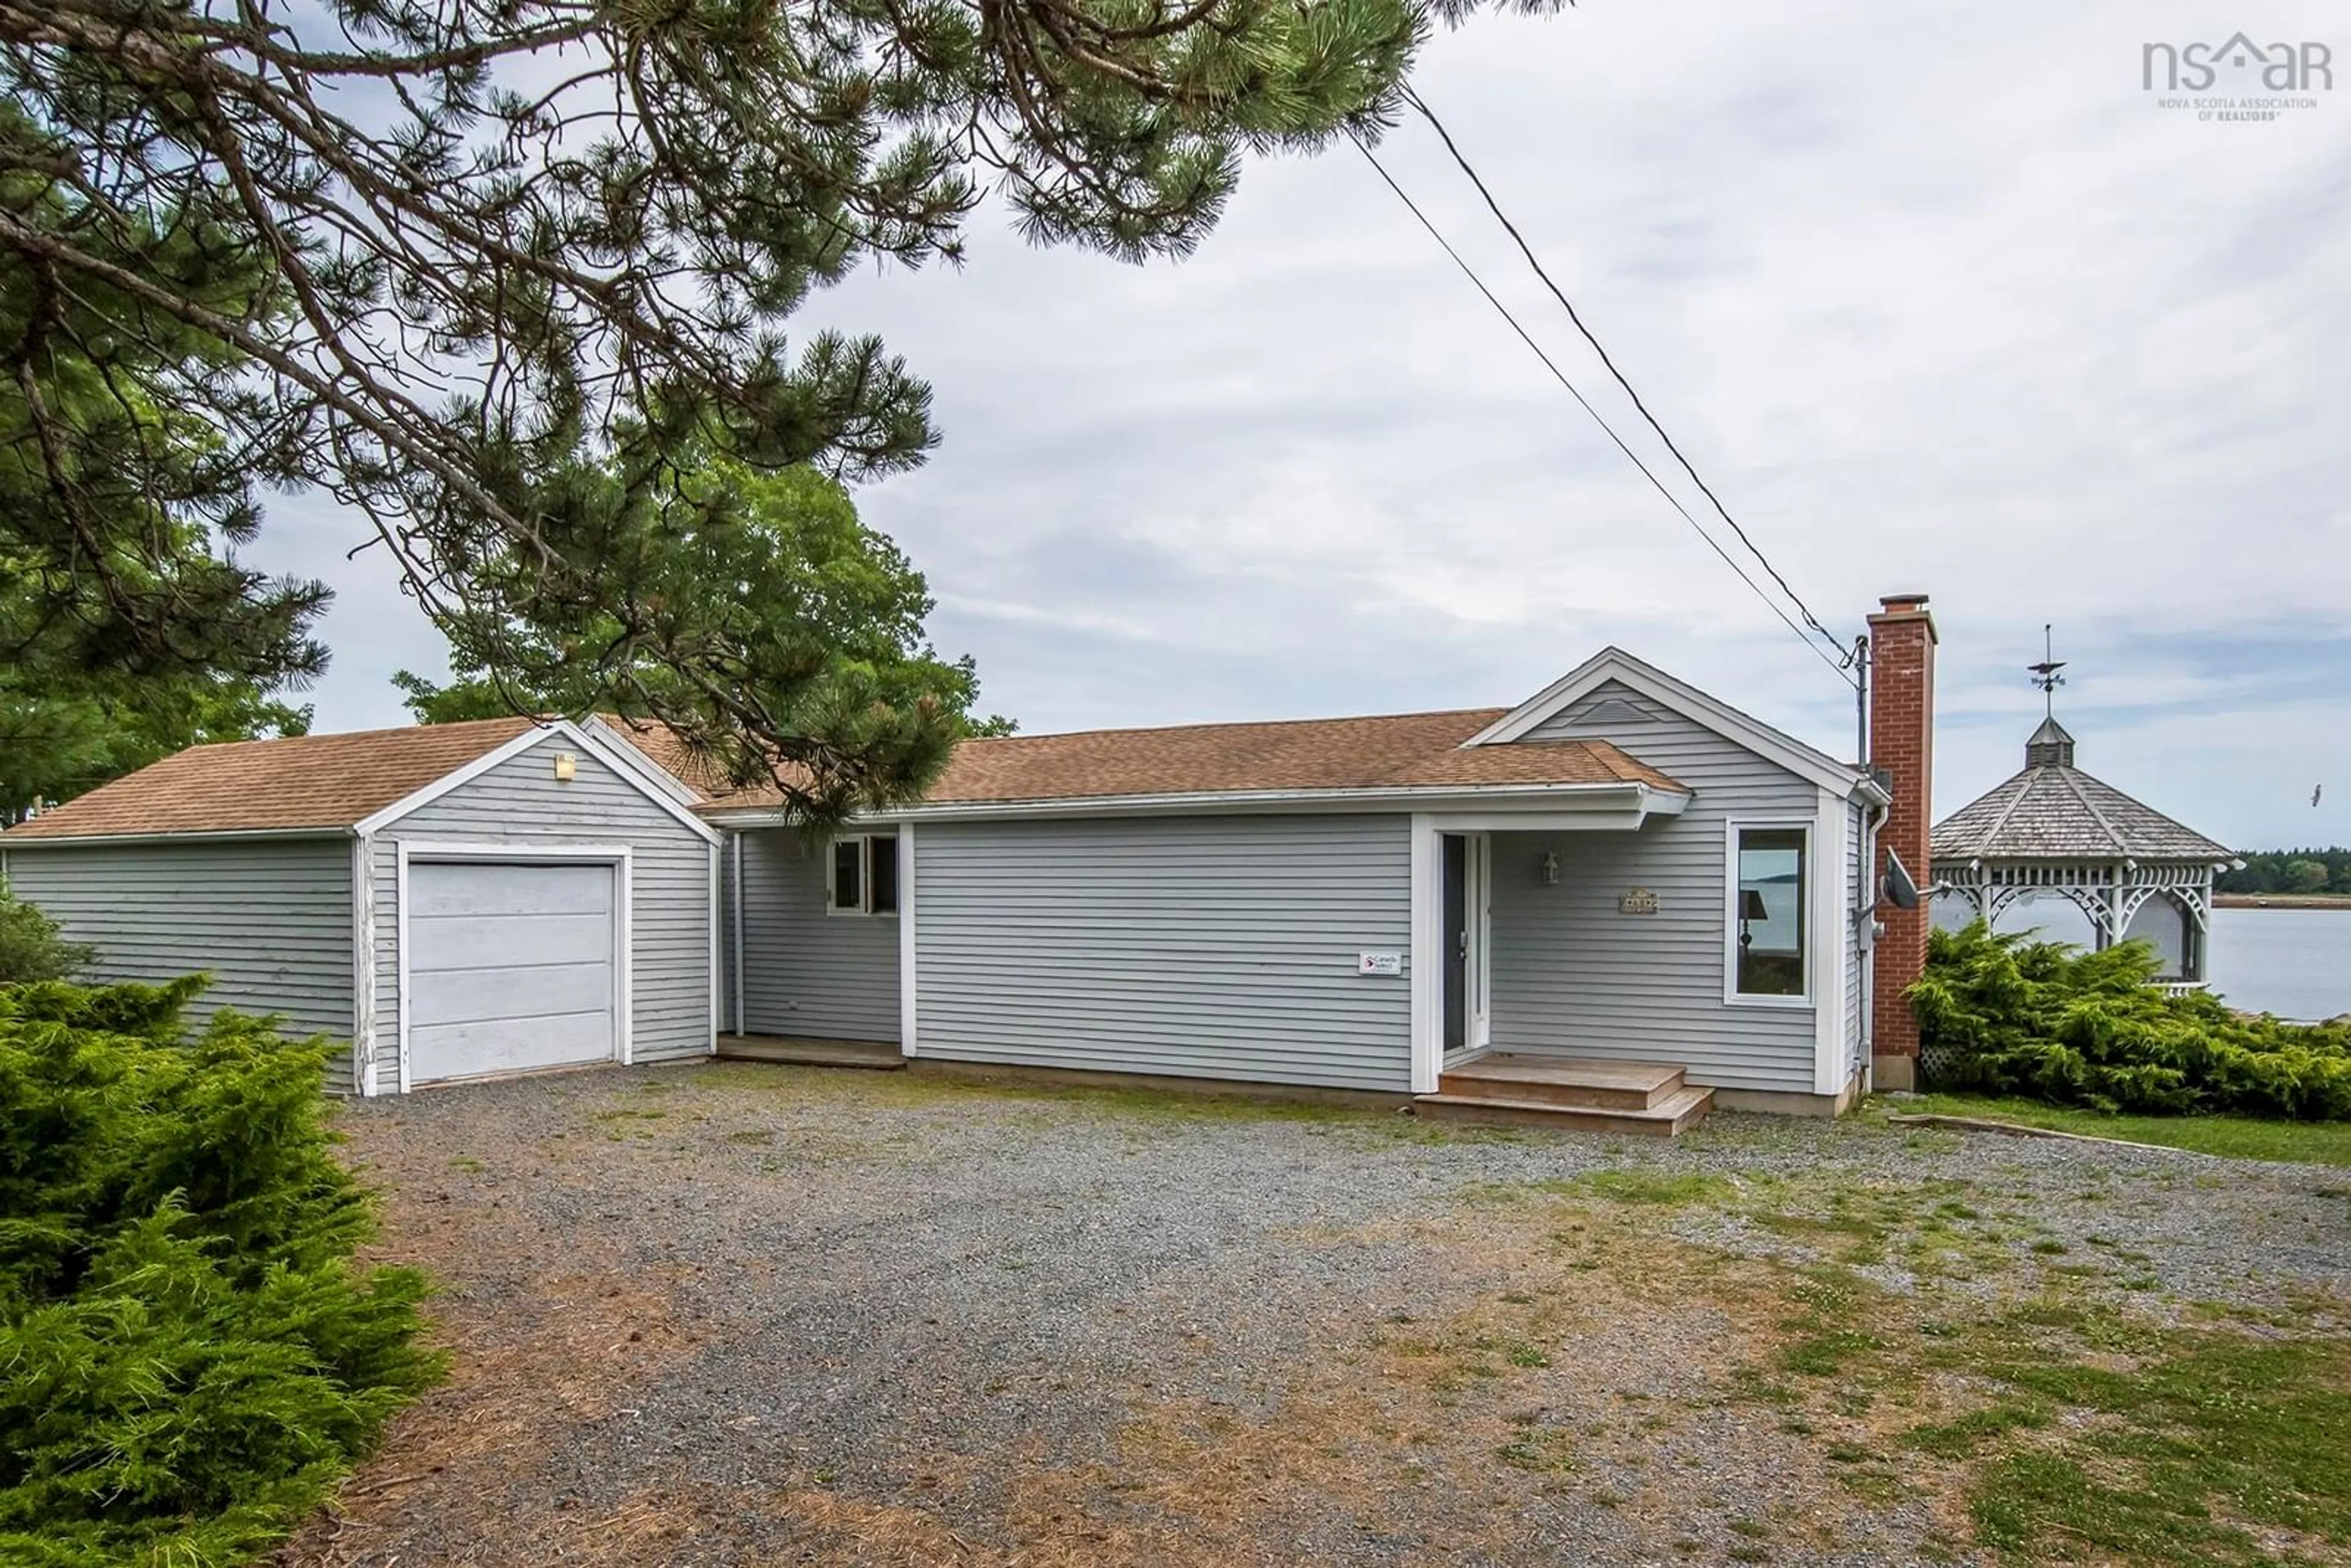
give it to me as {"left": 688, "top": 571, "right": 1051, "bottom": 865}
{"left": 1727, "top": 820, "right": 1810, "bottom": 1003}
{"left": 828, "top": 833, "right": 899, "bottom": 916}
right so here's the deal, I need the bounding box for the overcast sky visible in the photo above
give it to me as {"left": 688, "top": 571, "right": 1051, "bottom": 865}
{"left": 249, "top": 1, "right": 2349, "bottom": 849}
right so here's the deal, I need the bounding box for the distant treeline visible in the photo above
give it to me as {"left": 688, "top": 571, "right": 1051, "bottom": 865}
{"left": 2218, "top": 848, "right": 2351, "bottom": 895}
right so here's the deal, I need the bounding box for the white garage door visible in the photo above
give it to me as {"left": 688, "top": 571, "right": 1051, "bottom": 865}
{"left": 407, "top": 860, "right": 619, "bottom": 1084}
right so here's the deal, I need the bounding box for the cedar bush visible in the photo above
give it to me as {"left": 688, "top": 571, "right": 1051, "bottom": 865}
{"left": 0, "top": 978, "right": 440, "bottom": 1566}
{"left": 0, "top": 884, "right": 94, "bottom": 984}
{"left": 1911, "top": 922, "right": 2351, "bottom": 1120}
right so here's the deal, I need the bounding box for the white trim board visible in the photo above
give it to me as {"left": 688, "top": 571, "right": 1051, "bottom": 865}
{"left": 1417, "top": 805, "right": 1676, "bottom": 834}
{"left": 730, "top": 831, "right": 746, "bottom": 1036}
{"left": 358, "top": 720, "right": 719, "bottom": 844}
{"left": 898, "top": 820, "right": 919, "bottom": 1058}
{"left": 701, "top": 781, "right": 1687, "bottom": 831}
{"left": 1813, "top": 788, "right": 1854, "bottom": 1095}
{"left": 0, "top": 827, "right": 350, "bottom": 850}
{"left": 351, "top": 833, "right": 378, "bottom": 1097}
{"left": 1408, "top": 814, "right": 1441, "bottom": 1096}
{"left": 392, "top": 840, "right": 636, "bottom": 1093}
{"left": 1470, "top": 831, "right": 1493, "bottom": 1054}
{"left": 1464, "top": 647, "right": 1889, "bottom": 806}
{"left": 706, "top": 838, "right": 721, "bottom": 1056}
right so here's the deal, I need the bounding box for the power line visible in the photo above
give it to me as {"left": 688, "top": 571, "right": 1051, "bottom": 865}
{"left": 1348, "top": 133, "right": 1858, "bottom": 689}
{"left": 1401, "top": 86, "right": 1853, "bottom": 666}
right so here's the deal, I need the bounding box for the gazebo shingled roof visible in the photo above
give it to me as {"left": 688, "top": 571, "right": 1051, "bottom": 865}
{"left": 1929, "top": 715, "right": 2237, "bottom": 984}
{"left": 1930, "top": 718, "right": 2235, "bottom": 865}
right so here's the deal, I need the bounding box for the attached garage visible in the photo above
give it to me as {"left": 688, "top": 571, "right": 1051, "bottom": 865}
{"left": 402, "top": 855, "right": 623, "bottom": 1086}
{"left": 2, "top": 716, "right": 718, "bottom": 1095}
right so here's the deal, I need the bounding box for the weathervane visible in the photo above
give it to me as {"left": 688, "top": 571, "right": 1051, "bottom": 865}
{"left": 2027, "top": 623, "right": 2067, "bottom": 718}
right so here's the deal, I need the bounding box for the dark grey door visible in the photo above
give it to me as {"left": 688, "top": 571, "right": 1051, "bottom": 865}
{"left": 1442, "top": 833, "right": 1469, "bottom": 1054}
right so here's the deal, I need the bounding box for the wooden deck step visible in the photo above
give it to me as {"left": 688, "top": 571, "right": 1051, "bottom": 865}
{"left": 1437, "top": 1053, "right": 1686, "bottom": 1112}
{"left": 1413, "top": 1082, "right": 1715, "bottom": 1139}
{"left": 714, "top": 1035, "right": 906, "bottom": 1070}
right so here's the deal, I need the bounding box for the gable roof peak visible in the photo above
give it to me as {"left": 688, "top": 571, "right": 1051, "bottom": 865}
{"left": 1460, "top": 645, "right": 1883, "bottom": 802}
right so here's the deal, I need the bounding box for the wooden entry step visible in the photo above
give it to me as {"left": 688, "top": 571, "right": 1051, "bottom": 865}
{"left": 1440, "top": 1053, "right": 1686, "bottom": 1111}
{"left": 1415, "top": 1052, "right": 1714, "bottom": 1138}
{"left": 714, "top": 1035, "right": 906, "bottom": 1070}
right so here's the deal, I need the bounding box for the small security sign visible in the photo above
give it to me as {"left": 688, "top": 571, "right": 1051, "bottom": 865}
{"left": 1357, "top": 951, "right": 1403, "bottom": 975}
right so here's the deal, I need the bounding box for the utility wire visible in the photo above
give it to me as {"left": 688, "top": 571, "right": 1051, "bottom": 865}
{"left": 1349, "top": 133, "right": 1859, "bottom": 689}
{"left": 1402, "top": 86, "right": 1854, "bottom": 667}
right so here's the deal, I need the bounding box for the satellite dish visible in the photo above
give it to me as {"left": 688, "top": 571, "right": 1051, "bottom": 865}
{"left": 1882, "top": 848, "right": 1921, "bottom": 910}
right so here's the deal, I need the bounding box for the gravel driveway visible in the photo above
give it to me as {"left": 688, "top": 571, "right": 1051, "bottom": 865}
{"left": 283, "top": 1061, "right": 2351, "bottom": 1567}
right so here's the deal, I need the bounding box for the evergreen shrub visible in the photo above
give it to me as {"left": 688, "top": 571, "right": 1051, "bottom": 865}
{"left": 1912, "top": 922, "right": 2351, "bottom": 1120}
{"left": 0, "top": 978, "right": 438, "bottom": 1566}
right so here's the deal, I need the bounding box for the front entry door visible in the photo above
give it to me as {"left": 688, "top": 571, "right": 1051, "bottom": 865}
{"left": 1440, "top": 832, "right": 1491, "bottom": 1059}
{"left": 1442, "top": 833, "right": 1469, "bottom": 1054}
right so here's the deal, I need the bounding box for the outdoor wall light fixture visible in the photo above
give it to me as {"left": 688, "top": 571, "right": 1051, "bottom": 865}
{"left": 1539, "top": 850, "right": 1561, "bottom": 885}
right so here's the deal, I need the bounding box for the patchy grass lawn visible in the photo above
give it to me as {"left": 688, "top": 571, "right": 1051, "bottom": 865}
{"left": 290, "top": 1065, "right": 2351, "bottom": 1567}
{"left": 1889, "top": 1091, "right": 2351, "bottom": 1168}
{"left": 1483, "top": 1168, "right": 2351, "bottom": 1566}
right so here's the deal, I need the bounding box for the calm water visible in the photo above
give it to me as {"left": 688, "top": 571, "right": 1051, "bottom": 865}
{"left": 2210, "top": 907, "right": 2351, "bottom": 1021}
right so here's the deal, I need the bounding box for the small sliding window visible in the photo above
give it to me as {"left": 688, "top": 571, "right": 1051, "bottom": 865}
{"left": 828, "top": 834, "right": 899, "bottom": 917}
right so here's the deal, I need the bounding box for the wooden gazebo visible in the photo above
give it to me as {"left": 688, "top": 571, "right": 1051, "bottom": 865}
{"left": 1930, "top": 716, "right": 2238, "bottom": 986}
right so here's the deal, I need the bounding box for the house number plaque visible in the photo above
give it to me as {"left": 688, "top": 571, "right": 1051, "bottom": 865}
{"left": 1618, "top": 888, "right": 1660, "bottom": 916}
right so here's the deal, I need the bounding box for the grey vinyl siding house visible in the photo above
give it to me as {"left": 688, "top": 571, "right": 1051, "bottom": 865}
{"left": 909, "top": 814, "right": 1414, "bottom": 1092}
{"left": 5, "top": 838, "right": 360, "bottom": 1081}
{"left": 728, "top": 828, "right": 901, "bottom": 1042}
{"left": 706, "top": 648, "right": 1893, "bottom": 1114}
{"left": 3, "top": 719, "right": 718, "bottom": 1095}
{"left": 9, "top": 645, "right": 1889, "bottom": 1115}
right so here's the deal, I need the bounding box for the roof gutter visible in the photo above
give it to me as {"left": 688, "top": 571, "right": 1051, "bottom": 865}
{"left": 699, "top": 779, "right": 1690, "bottom": 829}
{"left": 0, "top": 826, "right": 356, "bottom": 849}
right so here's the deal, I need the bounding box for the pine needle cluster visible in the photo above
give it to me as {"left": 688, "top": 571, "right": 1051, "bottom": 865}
{"left": 0, "top": 0, "right": 1562, "bottom": 820}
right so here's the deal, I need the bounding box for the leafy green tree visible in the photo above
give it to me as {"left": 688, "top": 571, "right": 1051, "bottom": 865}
{"left": 2284, "top": 858, "right": 2333, "bottom": 894}
{"left": 0, "top": 0, "right": 1535, "bottom": 816}
{"left": 1, "top": 669, "right": 312, "bottom": 823}
{"left": 392, "top": 459, "right": 1013, "bottom": 796}
{"left": 2219, "top": 849, "right": 2351, "bottom": 896}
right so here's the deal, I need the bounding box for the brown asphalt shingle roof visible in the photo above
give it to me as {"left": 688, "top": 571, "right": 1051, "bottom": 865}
{"left": 647, "top": 707, "right": 1689, "bottom": 813}
{"left": 2, "top": 716, "right": 541, "bottom": 840}
{"left": 4, "top": 705, "right": 1691, "bottom": 844}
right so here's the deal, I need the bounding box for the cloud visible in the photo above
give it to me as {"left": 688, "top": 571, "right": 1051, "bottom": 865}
{"left": 244, "top": 0, "right": 2351, "bottom": 846}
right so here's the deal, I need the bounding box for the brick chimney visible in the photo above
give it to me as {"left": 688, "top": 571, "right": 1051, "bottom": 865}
{"left": 1867, "top": 593, "right": 1936, "bottom": 1090}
